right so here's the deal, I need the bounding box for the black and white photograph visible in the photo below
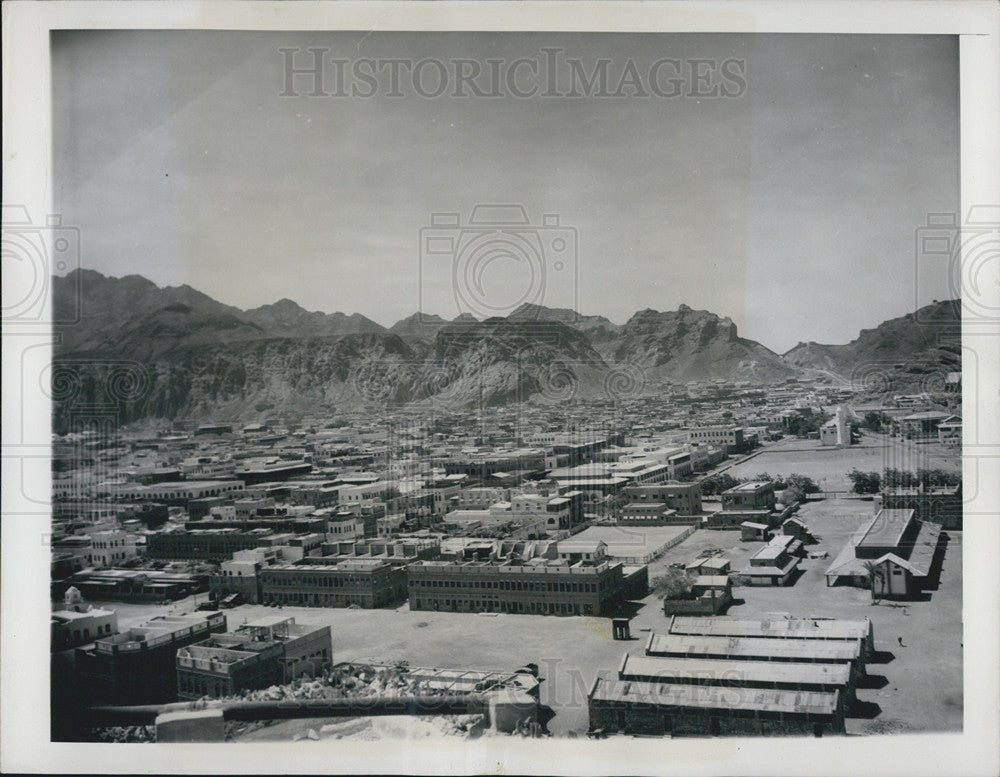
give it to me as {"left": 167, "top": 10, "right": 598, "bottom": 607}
{"left": 2, "top": 2, "right": 998, "bottom": 775}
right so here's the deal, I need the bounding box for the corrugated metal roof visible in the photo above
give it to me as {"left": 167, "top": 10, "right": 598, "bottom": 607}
{"left": 620, "top": 653, "right": 851, "bottom": 687}
{"left": 590, "top": 674, "right": 839, "bottom": 716}
{"left": 668, "top": 616, "right": 870, "bottom": 641}
{"left": 647, "top": 633, "right": 859, "bottom": 662}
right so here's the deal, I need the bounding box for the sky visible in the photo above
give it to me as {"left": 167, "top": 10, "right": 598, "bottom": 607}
{"left": 52, "top": 31, "right": 959, "bottom": 353}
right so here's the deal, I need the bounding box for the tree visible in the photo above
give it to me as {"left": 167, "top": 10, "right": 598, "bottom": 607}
{"left": 786, "top": 410, "right": 831, "bottom": 438}
{"left": 915, "top": 468, "right": 961, "bottom": 489}
{"left": 785, "top": 474, "right": 820, "bottom": 495}
{"left": 848, "top": 469, "right": 881, "bottom": 495}
{"left": 883, "top": 468, "right": 916, "bottom": 489}
{"left": 859, "top": 412, "right": 888, "bottom": 432}
{"left": 699, "top": 473, "right": 740, "bottom": 496}
{"left": 651, "top": 568, "right": 697, "bottom": 600}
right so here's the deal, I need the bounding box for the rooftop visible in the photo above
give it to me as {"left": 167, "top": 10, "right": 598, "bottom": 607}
{"left": 856, "top": 509, "right": 915, "bottom": 550}
{"left": 646, "top": 633, "right": 859, "bottom": 662}
{"left": 620, "top": 652, "right": 851, "bottom": 687}
{"left": 590, "top": 674, "right": 840, "bottom": 716}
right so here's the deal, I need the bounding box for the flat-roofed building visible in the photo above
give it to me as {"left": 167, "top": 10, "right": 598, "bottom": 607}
{"left": 623, "top": 482, "right": 702, "bottom": 517}
{"left": 97, "top": 479, "right": 244, "bottom": 506}
{"left": 708, "top": 481, "right": 786, "bottom": 529}
{"left": 75, "top": 612, "right": 227, "bottom": 704}
{"left": 58, "top": 568, "right": 206, "bottom": 603}
{"left": 619, "top": 502, "right": 679, "bottom": 525}
{"left": 723, "top": 481, "right": 776, "bottom": 511}
{"left": 259, "top": 558, "right": 406, "bottom": 608}
{"left": 879, "top": 487, "right": 962, "bottom": 531}
{"left": 685, "top": 426, "right": 746, "bottom": 454}
{"left": 320, "top": 537, "right": 441, "bottom": 564}
{"left": 176, "top": 616, "right": 331, "bottom": 700}
{"left": 147, "top": 527, "right": 282, "bottom": 561}
{"left": 406, "top": 558, "right": 637, "bottom": 617}
{"left": 51, "top": 604, "right": 118, "bottom": 650}
{"left": 662, "top": 575, "right": 733, "bottom": 616}
{"left": 235, "top": 459, "right": 313, "bottom": 485}
{"left": 87, "top": 530, "right": 139, "bottom": 568}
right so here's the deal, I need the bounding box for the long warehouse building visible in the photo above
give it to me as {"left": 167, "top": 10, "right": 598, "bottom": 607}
{"left": 665, "top": 615, "right": 875, "bottom": 658}
{"left": 618, "top": 652, "right": 855, "bottom": 707}
{"left": 645, "top": 633, "right": 865, "bottom": 682}
{"left": 588, "top": 673, "right": 844, "bottom": 737}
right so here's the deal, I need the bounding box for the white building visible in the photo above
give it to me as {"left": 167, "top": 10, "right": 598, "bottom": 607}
{"left": 87, "top": 531, "right": 138, "bottom": 568}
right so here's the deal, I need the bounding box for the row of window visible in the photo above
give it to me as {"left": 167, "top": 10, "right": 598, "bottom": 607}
{"left": 409, "top": 577, "right": 602, "bottom": 593}
{"left": 265, "top": 592, "right": 380, "bottom": 606}
{"left": 179, "top": 674, "right": 233, "bottom": 698}
{"left": 262, "top": 573, "right": 385, "bottom": 588}
{"left": 413, "top": 598, "right": 595, "bottom": 615}
{"left": 70, "top": 622, "right": 114, "bottom": 640}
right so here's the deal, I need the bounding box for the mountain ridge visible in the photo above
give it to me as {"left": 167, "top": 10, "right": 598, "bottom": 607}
{"left": 50, "top": 270, "right": 959, "bottom": 426}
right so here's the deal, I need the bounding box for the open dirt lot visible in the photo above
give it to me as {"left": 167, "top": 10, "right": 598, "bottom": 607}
{"left": 722, "top": 434, "right": 960, "bottom": 492}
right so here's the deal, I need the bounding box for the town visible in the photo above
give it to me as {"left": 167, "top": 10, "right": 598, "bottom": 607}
{"left": 50, "top": 372, "right": 963, "bottom": 742}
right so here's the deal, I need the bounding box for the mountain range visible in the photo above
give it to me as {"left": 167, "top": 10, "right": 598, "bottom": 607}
{"left": 50, "top": 269, "right": 960, "bottom": 428}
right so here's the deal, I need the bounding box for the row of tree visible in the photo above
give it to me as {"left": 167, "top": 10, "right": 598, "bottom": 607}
{"left": 698, "top": 471, "right": 821, "bottom": 504}
{"left": 847, "top": 467, "right": 961, "bottom": 494}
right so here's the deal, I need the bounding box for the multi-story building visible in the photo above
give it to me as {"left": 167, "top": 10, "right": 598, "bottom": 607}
{"left": 87, "top": 530, "right": 139, "bottom": 568}
{"left": 456, "top": 486, "right": 512, "bottom": 510}
{"left": 623, "top": 482, "right": 703, "bottom": 517}
{"left": 58, "top": 568, "right": 207, "bottom": 602}
{"left": 51, "top": 604, "right": 118, "bottom": 650}
{"left": 176, "top": 616, "right": 332, "bottom": 700}
{"left": 320, "top": 538, "right": 441, "bottom": 564}
{"left": 75, "top": 612, "right": 227, "bottom": 704}
{"left": 707, "top": 481, "right": 782, "bottom": 528}
{"left": 146, "top": 527, "right": 287, "bottom": 561}
{"left": 685, "top": 426, "right": 746, "bottom": 454}
{"left": 878, "top": 487, "right": 962, "bottom": 531}
{"left": 259, "top": 558, "right": 407, "bottom": 608}
{"left": 97, "top": 479, "right": 245, "bottom": 506}
{"left": 235, "top": 459, "right": 313, "bottom": 485}
{"left": 406, "top": 556, "right": 635, "bottom": 617}
{"left": 209, "top": 549, "right": 274, "bottom": 604}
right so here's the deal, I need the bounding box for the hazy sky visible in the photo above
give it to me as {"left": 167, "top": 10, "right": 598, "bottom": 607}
{"left": 52, "top": 31, "right": 958, "bottom": 352}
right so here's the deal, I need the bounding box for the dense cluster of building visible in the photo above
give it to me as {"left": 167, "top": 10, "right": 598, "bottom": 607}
{"left": 48, "top": 376, "right": 960, "bottom": 739}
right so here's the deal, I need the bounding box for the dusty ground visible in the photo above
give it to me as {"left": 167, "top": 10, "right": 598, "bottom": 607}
{"left": 723, "top": 434, "right": 960, "bottom": 492}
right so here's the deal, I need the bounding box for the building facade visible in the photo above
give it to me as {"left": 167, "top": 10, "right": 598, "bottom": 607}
{"left": 407, "top": 559, "right": 631, "bottom": 616}
{"left": 259, "top": 559, "right": 407, "bottom": 608}
{"left": 176, "top": 616, "right": 332, "bottom": 700}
